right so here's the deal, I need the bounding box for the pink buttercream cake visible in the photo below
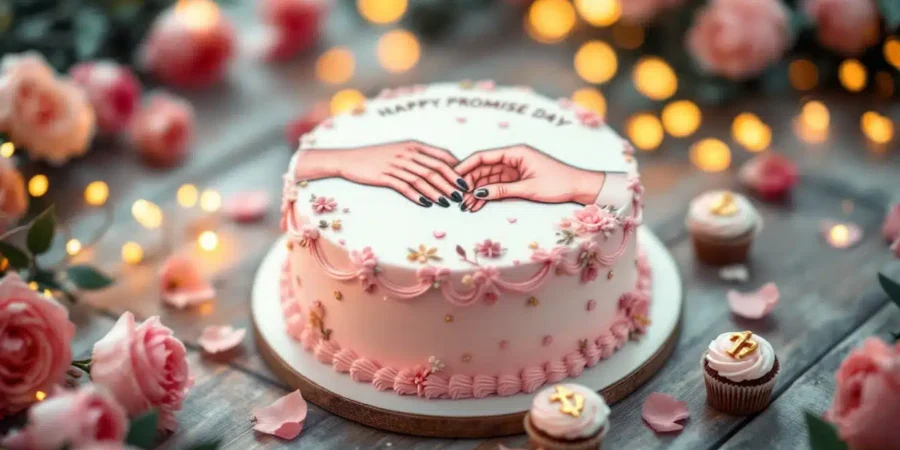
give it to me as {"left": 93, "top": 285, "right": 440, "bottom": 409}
{"left": 278, "top": 82, "right": 652, "bottom": 399}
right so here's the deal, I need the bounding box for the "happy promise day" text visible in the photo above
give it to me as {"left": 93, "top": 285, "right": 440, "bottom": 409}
{"left": 376, "top": 96, "right": 573, "bottom": 127}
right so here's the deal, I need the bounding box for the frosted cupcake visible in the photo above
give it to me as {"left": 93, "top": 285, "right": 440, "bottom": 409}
{"left": 703, "top": 331, "right": 779, "bottom": 415}
{"left": 686, "top": 190, "right": 762, "bottom": 265}
{"left": 523, "top": 384, "right": 609, "bottom": 450}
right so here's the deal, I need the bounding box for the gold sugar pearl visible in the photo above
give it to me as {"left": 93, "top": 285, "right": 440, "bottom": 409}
{"left": 461, "top": 353, "right": 472, "bottom": 363}
{"left": 444, "top": 314, "right": 454, "bottom": 323}
{"left": 286, "top": 241, "right": 294, "bottom": 251}
{"left": 528, "top": 241, "right": 539, "bottom": 249}
{"left": 333, "top": 291, "right": 343, "bottom": 301}
{"left": 299, "top": 180, "right": 309, "bottom": 187}
{"left": 607, "top": 270, "right": 614, "bottom": 280}
{"left": 709, "top": 191, "right": 739, "bottom": 217}
{"left": 331, "top": 219, "right": 342, "bottom": 230}
{"left": 461, "top": 275, "right": 474, "bottom": 286}
{"left": 527, "top": 296, "right": 539, "bottom": 307}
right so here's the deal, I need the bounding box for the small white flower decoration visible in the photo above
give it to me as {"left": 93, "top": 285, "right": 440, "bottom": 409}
{"left": 428, "top": 356, "right": 445, "bottom": 373}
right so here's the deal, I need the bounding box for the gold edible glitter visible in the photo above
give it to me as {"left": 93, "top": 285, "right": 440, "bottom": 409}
{"left": 287, "top": 241, "right": 294, "bottom": 251}
{"left": 527, "top": 296, "right": 540, "bottom": 307}
{"left": 528, "top": 241, "right": 539, "bottom": 249}
{"left": 727, "top": 331, "right": 758, "bottom": 359}
{"left": 461, "top": 353, "right": 472, "bottom": 363}
{"left": 549, "top": 385, "right": 585, "bottom": 418}
{"left": 710, "top": 191, "right": 739, "bottom": 216}
{"left": 333, "top": 290, "right": 343, "bottom": 300}
{"left": 444, "top": 314, "right": 454, "bottom": 323}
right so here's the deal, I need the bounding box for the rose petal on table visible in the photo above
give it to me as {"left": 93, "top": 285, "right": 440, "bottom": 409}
{"left": 223, "top": 190, "right": 271, "bottom": 223}
{"left": 433, "top": 230, "right": 446, "bottom": 239}
{"left": 883, "top": 204, "right": 900, "bottom": 243}
{"left": 253, "top": 390, "right": 308, "bottom": 440}
{"left": 199, "top": 325, "right": 246, "bottom": 354}
{"left": 718, "top": 264, "right": 749, "bottom": 283}
{"left": 160, "top": 255, "right": 216, "bottom": 309}
{"left": 820, "top": 220, "right": 863, "bottom": 249}
{"left": 642, "top": 392, "right": 689, "bottom": 433}
{"left": 727, "top": 282, "right": 779, "bottom": 319}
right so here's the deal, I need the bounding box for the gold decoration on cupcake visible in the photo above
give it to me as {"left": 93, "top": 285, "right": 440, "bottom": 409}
{"left": 444, "top": 314, "right": 454, "bottom": 323}
{"left": 333, "top": 290, "right": 343, "bottom": 301}
{"left": 709, "top": 191, "right": 739, "bottom": 217}
{"left": 549, "top": 385, "right": 585, "bottom": 418}
{"left": 727, "top": 331, "right": 758, "bottom": 359}
{"left": 527, "top": 296, "right": 540, "bottom": 307}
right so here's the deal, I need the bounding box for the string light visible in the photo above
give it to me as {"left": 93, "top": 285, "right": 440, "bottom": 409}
{"left": 731, "top": 113, "right": 771, "bottom": 152}
{"left": 357, "top": 0, "right": 407, "bottom": 24}
{"left": 661, "top": 100, "right": 701, "bottom": 138}
{"left": 377, "top": 29, "right": 420, "bottom": 74}
{"left": 28, "top": 281, "right": 38, "bottom": 290}
{"left": 315, "top": 47, "right": 355, "bottom": 85}
{"left": 199, "top": 189, "right": 221, "bottom": 213}
{"left": 626, "top": 113, "right": 664, "bottom": 151}
{"left": 884, "top": 37, "right": 900, "bottom": 70}
{"left": 177, "top": 184, "right": 199, "bottom": 208}
{"left": 612, "top": 23, "right": 643, "bottom": 49}
{"left": 84, "top": 181, "right": 109, "bottom": 206}
{"left": 0, "top": 142, "right": 14, "bottom": 158}
{"left": 633, "top": 57, "right": 677, "bottom": 101}
{"left": 330, "top": 89, "right": 366, "bottom": 115}
{"left": 574, "top": 41, "right": 617, "bottom": 84}
{"left": 28, "top": 175, "right": 48, "bottom": 198}
{"left": 690, "top": 139, "right": 731, "bottom": 172}
{"left": 571, "top": 87, "right": 607, "bottom": 119}
{"left": 788, "top": 59, "right": 818, "bottom": 91}
{"left": 131, "top": 199, "right": 163, "bottom": 229}
{"left": 66, "top": 239, "right": 82, "bottom": 256}
{"left": 198, "top": 230, "right": 219, "bottom": 251}
{"left": 838, "top": 59, "right": 867, "bottom": 93}
{"left": 861, "top": 111, "right": 894, "bottom": 145}
{"left": 526, "top": 0, "right": 577, "bottom": 43}
{"left": 574, "top": 0, "right": 620, "bottom": 27}
{"left": 121, "top": 242, "right": 143, "bottom": 265}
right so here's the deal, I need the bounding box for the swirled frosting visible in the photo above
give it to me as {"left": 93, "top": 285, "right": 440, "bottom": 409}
{"left": 686, "top": 191, "right": 762, "bottom": 239}
{"left": 705, "top": 332, "right": 776, "bottom": 382}
{"left": 529, "top": 384, "right": 610, "bottom": 440}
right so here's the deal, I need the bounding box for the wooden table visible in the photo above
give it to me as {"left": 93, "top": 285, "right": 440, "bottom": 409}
{"left": 9, "top": 3, "right": 900, "bottom": 449}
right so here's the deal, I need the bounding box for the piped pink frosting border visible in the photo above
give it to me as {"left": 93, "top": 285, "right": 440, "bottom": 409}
{"left": 279, "top": 250, "right": 653, "bottom": 400}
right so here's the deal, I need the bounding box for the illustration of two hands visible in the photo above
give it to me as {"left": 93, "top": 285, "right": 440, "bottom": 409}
{"left": 294, "top": 141, "right": 607, "bottom": 210}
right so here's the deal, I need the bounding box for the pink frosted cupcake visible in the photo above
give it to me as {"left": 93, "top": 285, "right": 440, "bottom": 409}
{"left": 523, "top": 383, "right": 609, "bottom": 450}
{"left": 703, "top": 331, "right": 779, "bottom": 415}
{"left": 686, "top": 190, "right": 763, "bottom": 266}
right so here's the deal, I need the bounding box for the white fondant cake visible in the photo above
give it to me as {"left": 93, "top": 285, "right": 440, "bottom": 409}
{"left": 279, "top": 81, "right": 650, "bottom": 399}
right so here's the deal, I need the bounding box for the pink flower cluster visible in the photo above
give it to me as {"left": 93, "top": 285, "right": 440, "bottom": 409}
{"left": 570, "top": 204, "right": 619, "bottom": 237}
{"left": 475, "top": 239, "right": 503, "bottom": 258}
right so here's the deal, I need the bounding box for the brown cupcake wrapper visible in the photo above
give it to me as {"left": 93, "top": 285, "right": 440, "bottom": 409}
{"left": 523, "top": 414, "right": 604, "bottom": 450}
{"left": 703, "top": 363, "right": 777, "bottom": 415}
{"left": 690, "top": 232, "right": 754, "bottom": 266}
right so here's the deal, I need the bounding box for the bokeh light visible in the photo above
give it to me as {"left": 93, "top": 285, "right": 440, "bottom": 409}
{"left": 801, "top": 101, "right": 830, "bottom": 133}
{"left": 571, "top": 87, "right": 607, "bottom": 119}
{"left": 66, "top": 239, "right": 82, "bottom": 256}
{"left": 690, "top": 139, "right": 731, "bottom": 172}
{"left": 84, "top": 181, "right": 109, "bottom": 206}
{"left": 0, "top": 142, "right": 14, "bottom": 158}
{"left": 121, "top": 242, "right": 143, "bottom": 265}
{"left": 200, "top": 189, "right": 221, "bottom": 213}
{"left": 788, "top": 59, "right": 818, "bottom": 91}
{"left": 574, "top": 41, "right": 617, "bottom": 84}
{"left": 838, "top": 59, "right": 867, "bottom": 93}
{"left": 315, "top": 47, "right": 355, "bottom": 85}
{"left": 131, "top": 199, "right": 163, "bottom": 229}
{"left": 377, "top": 29, "right": 420, "bottom": 74}
{"left": 28, "top": 175, "right": 48, "bottom": 198}
{"left": 626, "top": 113, "right": 664, "bottom": 151}
{"left": 884, "top": 37, "right": 900, "bottom": 70}
{"left": 199, "top": 230, "right": 219, "bottom": 251}
{"left": 731, "top": 113, "right": 771, "bottom": 152}
{"left": 526, "top": 0, "right": 577, "bottom": 43}
{"left": 330, "top": 89, "right": 366, "bottom": 115}
{"left": 35, "top": 391, "right": 47, "bottom": 401}
{"left": 861, "top": 111, "right": 894, "bottom": 145}
{"left": 175, "top": 0, "right": 220, "bottom": 32}
{"left": 357, "top": 0, "right": 407, "bottom": 24}
{"left": 612, "top": 22, "right": 643, "bottom": 49}
{"left": 574, "top": 0, "right": 620, "bottom": 27}
{"left": 178, "top": 184, "right": 199, "bottom": 208}
{"left": 661, "top": 100, "right": 701, "bottom": 138}
{"left": 633, "top": 57, "right": 677, "bottom": 101}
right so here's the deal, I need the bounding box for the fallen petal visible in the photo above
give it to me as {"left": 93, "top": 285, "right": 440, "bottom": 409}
{"left": 507, "top": 217, "right": 517, "bottom": 224}
{"left": 727, "top": 282, "right": 779, "bottom": 319}
{"left": 820, "top": 220, "right": 863, "bottom": 249}
{"left": 718, "top": 264, "right": 749, "bottom": 283}
{"left": 642, "top": 392, "right": 690, "bottom": 433}
{"left": 253, "top": 390, "right": 308, "bottom": 440}
{"left": 883, "top": 204, "right": 900, "bottom": 243}
{"left": 433, "top": 230, "right": 446, "bottom": 239}
{"left": 160, "top": 255, "right": 216, "bottom": 309}
{"left": 223, "top": 190, "right": 271, "bottom": 223}
{"left": 199, "top": 325, "right": 246, "bottom": 354}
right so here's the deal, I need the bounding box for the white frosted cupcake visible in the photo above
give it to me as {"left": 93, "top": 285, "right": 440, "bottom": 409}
{"left": 703, "top": 331, "right": 779, "bottom": 415}
{"left": 686, "top": 190, "right": 762, "bottom": 265}
{"left": 523, "top": 384, "right": 609, "bottom": 450}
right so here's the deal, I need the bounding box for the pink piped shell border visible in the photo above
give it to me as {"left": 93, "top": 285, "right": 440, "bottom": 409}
{"left": 278, "top": 250, "right": 653, "bottom": 400}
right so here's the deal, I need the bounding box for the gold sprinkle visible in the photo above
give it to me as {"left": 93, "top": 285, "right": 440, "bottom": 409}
{"left": 607, "top": 270, "right": 614, "bottom": 280}
{"left": 461, "top": 275, "right": 474, "bottom": 286}
{"left": 287, "top": 241, "right": 294, "bottom": 251}
{"left": 527, "top": 296, "right": 539, "bottom": 307}
{"left": 351, "top": 105, "right": 366, "bottom": 115}
{"left": 528, "top": 241, "right": 539, "bottom": 249}
{"left": 709, "top": 191, "right": 739, "bottom": 216}
{"left": 625, "top": 155, "right": 633, "bottom": 163}
{"left": 444, "top": 314, "right": 454, "bottom": 323}
{"left": 331, "top": 219, "right": 342, "bottom": 230}
{"left": 633, "top": 314, "right": 651, "bottom": 327}
{"left": 461, "top": 353, "right": 472, "bottom": 362}
{"left": 549, "top": 385, "right": 585, "bottom": 418}
{"left": 299, "top": 180, "right": 309, "bottom": 187}
{"left": 334, "top": 290, "right": 343, "bottom": 300}
{"left": 727, "top": 331, "right": 758, "bottom": 359}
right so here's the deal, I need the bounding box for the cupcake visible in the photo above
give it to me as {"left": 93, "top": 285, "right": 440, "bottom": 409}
{"left": 703, "top": 331, "right": 779, "bottom": 415}
{"left": 686, "top": 190, "right": 762, "bottom": 265}
{"left": 523, "top": 383, "right": 609, "bottom": 450}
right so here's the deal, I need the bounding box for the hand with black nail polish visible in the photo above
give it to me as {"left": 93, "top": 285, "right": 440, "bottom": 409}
{"left": 293, "top": 142, "right": 465, "bottom": 208}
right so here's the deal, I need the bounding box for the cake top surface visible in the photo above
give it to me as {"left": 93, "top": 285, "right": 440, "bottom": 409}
{"left": 705, "top": 331, "right": 776, "bottom": 382}
{"left": 530, "top": 383, "right": 609, "bottom": 440}
{"left": 286, "top": 81, "right": 639, "bottom": 271}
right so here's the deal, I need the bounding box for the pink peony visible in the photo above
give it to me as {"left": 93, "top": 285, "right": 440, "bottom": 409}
{"left": 825, "top": 338, "right": 900, "bottom": 450}
{"left": 91, "top": 312, "right": 192, "bottom": 431}
{"left": 621, "top": 0, "right": 688, "bottom": 23}
{"left": 0, "top": 273, "right": 75, "bottom": 417}
{"left": 1, "top": 384, "right": 128, "bottom": 450}
{"left": 738, "top": 152, "right": 799, "bottom": 200}
{"left": 130, "top": 93, "right": 195, "bottom": 167}
{"left": 70, "top": 61, "right": 142, "bottom": 134}
{"left": 572, "top": 204, "right": 618, "bottom": 237}
{"left": 0, "top": 52, "right": 96, "bottom": 165}
{"left": 0, "top": 157, "right": 27, "bottom": 231}
{"left": 686, "top": 0, "right": 790, "bottom": 80}
{"left": 805, "top": 0, "right": 880, "bottom": 56}
{"left": 285, "top": 101, "right": 329, "bottom": 145}
{"left": 259, "top": 0, "right": 330, "bottom": 61}
{"left": 474, "top": 239, "right": 503, "bottom": 258}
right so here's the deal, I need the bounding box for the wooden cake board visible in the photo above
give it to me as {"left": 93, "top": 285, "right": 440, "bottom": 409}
{"left": 252, "top": 227, "right": 683, "bottom": 438}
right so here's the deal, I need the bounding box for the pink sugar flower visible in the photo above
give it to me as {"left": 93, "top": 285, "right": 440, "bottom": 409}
{"left": 475, "top": 239, "right": 503, "bottom": 258}
{"left": 70, "top": 61, "right": 142, "bottom": 134}
{"left": 572, "top": 204, "right": 618, "bottom": 237}
{"left": 805, "top": 0, "right": 880, "bottom": 56}
{"left": 312, "top": 196, "right": 336, "bottom": 213}
{"left": 130, "top": 92, "right": 195, "bottom": 167}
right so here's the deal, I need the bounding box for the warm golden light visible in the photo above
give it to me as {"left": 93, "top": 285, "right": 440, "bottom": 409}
{"left": 884, "top": 37, "right": 900, "bottom": 70}
{"left": 84, "top": 181, "right": 109, "bottom": 206}
{"left": 571, "top": 87, "right": 607, "bottom": 119}
{"left": 838, "top": 59, "right": 867, "bottom": 93}
{"left": 357, "top": 0, "right": 407, "bottom": 24}
{"left": 177, "top": 184, "right": 199, "bottom": 208}
{"left": 690, "top": 139, "right": 731, "bottom": 172}
{"left": 131, "top": 199, "right": 163, "bottom": 230}
{"left": 575, "top": 0, "right": 621, "bottom": 27}
{"left": 861, "top": 111, "right": 894, "bottom": 145}
{"left": 788, "top": 59, "right": 818, "bottom": 91}
{"left": 330, "top": 89, "right": 366, "bottom": 115}
{"left": 377, "top": 29, "right": 420, "bottom": 74}
{"left": 526, "top": 0, "right": 577, "bottom": 43}
{"left": 801, "top": 101, "right": 830, "bottom": 133}
{"left": 633, "top": 57, "right": 677, "bottom": 101}
{"left": 175, "top": 0, "right": 220, "bottom": 31}
{"left": 28, "top": 175, "right": 48, "bottom": 198}
{"left": 198, "top": 230, "right": 219, "bottom": 251}
{"left": 661, "top": 100, "right": 701, "bottom": 138}
{"left": 626, "top": 113, "right": 664, "bottom": 151}
{"left": 731, "top": 113, "right": 771, "bottom": 152}
{"left": 315, "top": 47, "right": 355, "bottom": 85}
{"left": 121, "top": 242, "right": 143, "bottom": 265}
{"left": 199, "top": 189, "right": 221, "bottom": 213}
{"left": 35, "top": 391, "right": 46, "bottom": 401}
{"left": 612, "top": 22, "right": 644, "bottom": 49}
{"left": 66, "top": 239, "right": 82, "bottom": 256}
{"left": 828, "top": 225, "right": 850, "bottom": 248}
{"left": 28, "top": 281, "right": 38, "bottom": 290}
{"left": 0, "top": 258, "right": 7, "bottom": 271}
{"left": 0, "top": 142, "right": 14, "bottom": 158}
{"left": 574, "top": 41, "right": 617, "bottom": 84}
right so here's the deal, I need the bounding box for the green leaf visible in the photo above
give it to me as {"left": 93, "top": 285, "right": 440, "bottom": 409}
{"left": 125, "top": 410, "right": 159, "bottom": 449}
{"left": 66, "top": 265, "right": 113, "bottom": 290}
{"left": 30, "top": 269, "right": 62, "bottom": 291}
{"left": 26, "top": 206, "right": 55, "bottom": 255}
{"left": 805, "top": 412, "right": 849, "bottom": 450}
{"left": 878, "top": 272, "right": 900, "bottom": 309}
{"left": 186, "top": 441, "right": 221, "bottom": 450}
{"left": 879, "top": 0, "right": 900, "bottom": 31}
{"left": 0, "top": 242, "right": 30, "bottom": 268}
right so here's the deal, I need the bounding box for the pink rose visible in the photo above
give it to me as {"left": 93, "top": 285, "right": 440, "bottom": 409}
{"left": 0, "top": 273, "right": 75, "bottom": 417}
{"left": 805, "top": 0, "right": 880, "bottom": 56}
{"left": 738, "top": 152, "right": 799, "bottom": 200}
{"left": 825, "top": 338, "right": 900, "bottom": 450}
{"left": 1, "top": 384, "right": 127, "bottom": 450}
{"left": 686, "top": 0, "right": 790, "bottom": 80}
{"left": 572, "top": 204, "right": 618, "bottom": 237}
{"left": 621, "top": 0, "right": 687, "bottom": 23}
{"left": 70, "top": 61, "right": 142, "bottom": 134}
{"left": 0, "top": 52, "right": 96, "bottom": 165}
{"left": 0, "top": 157, "right": 27, "bottom": 230}
{"left": 130, "top": 93, "right": 195, "bottom": 167}
{"left": 91, "top": 312, "right": 192, "bottom": 431}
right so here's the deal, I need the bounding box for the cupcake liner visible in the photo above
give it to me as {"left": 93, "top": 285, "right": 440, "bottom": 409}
{"left": 702, "top": 360, "right": 778, "bottom": 415}
{"left": 523, "top": 414, "right": 604, "bottom": 450}
{"left": 690, "top": 231, "right": 754, "bottom": 266}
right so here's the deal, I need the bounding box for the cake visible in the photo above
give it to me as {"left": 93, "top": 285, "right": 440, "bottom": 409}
{"left": 703, "top": 330, "right": 779, "bottom": 414}
{"left": 524, "top": 383, "right": 610, "bottom": 449}
{"left": 278, "top": 81, "right": 650, "bottom": 399}
{"left": 686, "top": 190, "right": 762, "bottom": 266}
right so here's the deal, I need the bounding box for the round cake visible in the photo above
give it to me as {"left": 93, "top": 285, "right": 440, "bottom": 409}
{"left": 279, "top": 81, "right": 651, "bottom": 399}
